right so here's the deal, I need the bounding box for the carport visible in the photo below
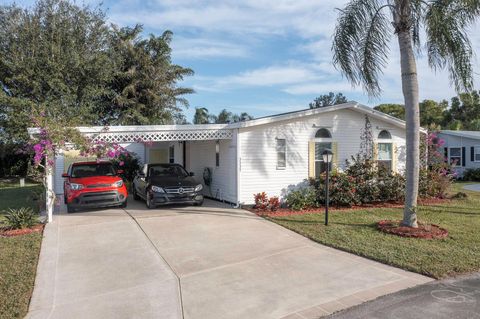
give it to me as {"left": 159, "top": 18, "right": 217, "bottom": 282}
{"left": 30, "top": 124, "right": 240, "bottom": 223}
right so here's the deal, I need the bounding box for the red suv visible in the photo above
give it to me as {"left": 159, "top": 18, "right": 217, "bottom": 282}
{"left": 63, "top": 161, "right": 128, "bottom": 213}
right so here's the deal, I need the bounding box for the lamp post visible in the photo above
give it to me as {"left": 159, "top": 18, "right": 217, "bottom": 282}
{"left": 322, "top": 149, "right": 333, "bottom": 226}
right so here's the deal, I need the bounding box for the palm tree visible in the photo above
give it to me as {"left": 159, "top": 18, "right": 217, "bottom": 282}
{"left": 193, "top": 107, "right": 210, "bottom": 124}
{"left": 333, "top": 0, "right": 479, "bottom": 227}
{"left": 216, "top": 109, "right": 233, "bottom": 124}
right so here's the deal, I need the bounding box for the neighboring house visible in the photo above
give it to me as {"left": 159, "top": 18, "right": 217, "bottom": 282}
{"left": 437, "top": 130, "right": 480, "bottom": 176}
{"left": 37, "top": 102, "right": 412, "bottom": 206}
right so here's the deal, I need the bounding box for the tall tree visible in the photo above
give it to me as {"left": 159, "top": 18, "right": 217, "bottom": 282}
{"left": 443, "top": 91, "right": 480, "bottom": 130}
{"left": 0, "top": 0, "right": 113, "bottom": 143}
{"left": 333, "top": 0, "right": 479, "bottom": 227}
{"left": 309, "top": 92, "right": 348, "bottom": 108}
{"left": 99, "top": 25, "right": 194, "bottom": 125}
{"left": 419, "top": 99, "right": 447, "bottom": 127}
{"left": 215, "top": 109, "right": 233, "bottom": 124}
{"left": 374, "top": 104, "right": 406, "bottom": 120}
{"left": 192, "top": 107, "right": 210, "bottom": 124}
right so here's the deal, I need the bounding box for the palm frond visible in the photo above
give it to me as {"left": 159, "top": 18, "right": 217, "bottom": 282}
{"left": 426, "top": 0, "right": 480, "bottom": 92}
{"left": 333, "top": 0, "right": 392, "bottom": 97}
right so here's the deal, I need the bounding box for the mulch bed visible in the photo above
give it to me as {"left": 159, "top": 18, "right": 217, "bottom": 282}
{"left": 0, "top": 224, "right": 44, "bottom": 237}
{"left": 377, "top": 220, "right": 448, "bottom": 239}
{"left": 251, "top": 198, "right": 449, "bottom": 217}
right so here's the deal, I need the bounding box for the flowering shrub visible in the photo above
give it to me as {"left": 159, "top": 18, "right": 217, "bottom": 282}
{"left": 253, "top": 192, "right": 269, "bottom": 210}
{"left": 253, "top": 193, "right": 282, "bottom": 211}
{"left": 268, "top": 196, "right": 280, "bottom": 211}
{"left": 310, "top": 172, "right": 359, "bottom": 207}
{"left": 111, "top": 152, "right": 141, "bottom": 182}
{"left": 419, "top": 132, "right": 455, "bottom": 198}
{"left": 284, "top": 187, "right": 317, "bottom": 211}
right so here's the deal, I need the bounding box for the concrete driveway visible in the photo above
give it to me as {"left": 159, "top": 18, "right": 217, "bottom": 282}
{"left": 27, "top": 199, "right": 432, "bottom": 319}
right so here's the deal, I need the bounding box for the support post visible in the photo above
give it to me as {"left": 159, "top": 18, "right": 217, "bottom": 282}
{"left": 45, "top": 155, "right": 54, "bottom": 223}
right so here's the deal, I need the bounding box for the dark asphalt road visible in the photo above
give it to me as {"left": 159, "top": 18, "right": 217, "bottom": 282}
{"left": 328, "top": 272, "right": 480, "bottom": 319}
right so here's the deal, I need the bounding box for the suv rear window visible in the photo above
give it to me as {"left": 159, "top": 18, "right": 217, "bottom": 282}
{"left": 149, "top": 165, "right": 188, "bottom": 178}
{"left": 71, "top": 164, "right": 116, "bottom": 178}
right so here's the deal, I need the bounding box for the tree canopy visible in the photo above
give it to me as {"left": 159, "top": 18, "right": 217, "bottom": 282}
{"left": 309, "top": 92, "right": 348, "bottom": 109}
{"left": 0, "top": 0, "right": 193, "bottom": 144}
{"left": 374, "top": 92, "right": 479, "bottom": 129}
{"left": 192, "top": 107, "right": 254, "bottom": 124}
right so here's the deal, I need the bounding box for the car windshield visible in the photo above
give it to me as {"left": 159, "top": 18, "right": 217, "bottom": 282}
{"left": 148, "top": 165, "right": 188, "bottom": 178}
{"left": 71, "top": 164, "right": 116, "bottom": 178}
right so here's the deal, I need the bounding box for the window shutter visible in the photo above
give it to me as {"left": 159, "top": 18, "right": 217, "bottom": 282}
{"left": 392, "top": 143, "right": 397, "bottom": 172}
{"left": 444, "top": 148, "right": 448, "bottom": 163}
{"left": 332, "top": 142, "right": 338, "bottom": 169}
{"left": 462, "top": 147, "right": 466, "bottom": 166}
{"left": 471, "top": 147, "right": 475, "bottom": 162}
{"left": 308, "top": 141, "right": 315, "bottom": 178}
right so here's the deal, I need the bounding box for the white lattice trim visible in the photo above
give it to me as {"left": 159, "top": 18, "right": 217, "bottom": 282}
{"left": 90, "top": 129, "right": 233, "bottom": 143}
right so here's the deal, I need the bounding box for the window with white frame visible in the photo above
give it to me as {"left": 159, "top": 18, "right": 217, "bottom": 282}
{"left": 475, "top": 146, "right": 480, "bottom": 162}
{"left": 314, "top": 142, "right": 332, "bottom": 176}
{"left": 377, "top": 143, "right": 393, "bottom": 171}
{"left": 449, "top": 147, "right": 462, "bottom": 166}
{"left": 169, "top": 145, "right": 175, "bottom": 164}
{"left": 215, "top": 141, "right": 220, "bottom": 167}
{"left": 276, "top": 138, "right": 286, "bottom": 169}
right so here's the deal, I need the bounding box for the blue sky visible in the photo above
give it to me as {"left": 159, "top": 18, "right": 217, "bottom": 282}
{"left": 5, "top": 0, "right": 480, "bottom": 121}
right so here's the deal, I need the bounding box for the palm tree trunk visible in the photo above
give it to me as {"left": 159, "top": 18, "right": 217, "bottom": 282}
{"left": 397, "top": 28, "right": 420, "bottom": 228}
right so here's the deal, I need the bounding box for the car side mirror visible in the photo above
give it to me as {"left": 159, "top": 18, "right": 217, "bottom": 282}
{"left": 117, "top": 169, "right": 124, "bottom": 174}
{"left": 189, "top": 172, "right": 195, "bottom": 176}
{"left": 62, "top": 173, "right": 69, "bottom": 178}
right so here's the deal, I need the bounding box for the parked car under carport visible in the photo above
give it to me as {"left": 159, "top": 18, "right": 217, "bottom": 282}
{"left": 132, "top": 163, "right": 204, "bottom": 208}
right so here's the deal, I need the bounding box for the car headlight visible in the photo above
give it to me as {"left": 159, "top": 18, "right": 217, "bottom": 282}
{"left": 194, "top": 184, "right": 203, "bottom": 192}
{"left": 112, "top": 180, "right": 123, "bottom": 188}
{"left": 151, "top": 185, "right": 165, "bottom": 193}
{"left": 70, "top": 183, "right": 83, "bottom": 190}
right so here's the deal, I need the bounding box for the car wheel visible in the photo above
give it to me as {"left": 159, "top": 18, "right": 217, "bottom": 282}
{"left": 64, "top": 194, "right": 67, "bottom": 204}
{"left": 146, "top": 194, "right": 155, "bottom": 209}
{"left": 132, "top": 187, "right": 140, "bottom": 201}
{"left": 67, "top": 204, "right": 75, "bottom": 213}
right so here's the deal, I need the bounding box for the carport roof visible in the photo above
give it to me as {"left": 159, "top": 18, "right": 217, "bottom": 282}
{"left": 28, "top": 123, "right": 234, "bottom": 143}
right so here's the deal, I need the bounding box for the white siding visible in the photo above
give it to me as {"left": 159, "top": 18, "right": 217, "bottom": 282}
{"left": 437, "top": 133, "right": 480, "bottom": 176}
{"left": 238, "top": 109, "right": 407, "bottom": 204}
{"left": 187, "top": 139, "right": 237, "bottom": 203}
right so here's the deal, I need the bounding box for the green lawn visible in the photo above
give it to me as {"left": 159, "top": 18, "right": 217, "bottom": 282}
{"left": 0, "top": 182, "right": 43, "bottom": 319}
{"left": 268, "top": 182, "right": 480, "bottom": 279}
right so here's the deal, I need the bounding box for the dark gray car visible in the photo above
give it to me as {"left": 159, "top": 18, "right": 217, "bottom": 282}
{"left": 132, "top": 163, "right": 204, "bottom": 208}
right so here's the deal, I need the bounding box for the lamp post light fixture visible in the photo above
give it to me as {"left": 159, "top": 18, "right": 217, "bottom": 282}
{"left": 322, "top": 148, "right": 333, "bottom": 226}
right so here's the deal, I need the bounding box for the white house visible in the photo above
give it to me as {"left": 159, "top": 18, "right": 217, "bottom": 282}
{"left": 33, "top": 102, "right": 410, "bottom": 217}
{"left": 437, "top": 130, "right": 480, "bottom": 175}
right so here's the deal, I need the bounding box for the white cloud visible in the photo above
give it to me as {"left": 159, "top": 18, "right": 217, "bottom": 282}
{"left": 283, "top": 82, "right": 361, "bottom": 95}
{"left": 172, "top": 37, "right": 249, "bottom": 59}
{"left": 220, "top": 64, "right": 320, "bottom": 87}
{"left": 108, "top": 0, "right": 345, "bottom": 37}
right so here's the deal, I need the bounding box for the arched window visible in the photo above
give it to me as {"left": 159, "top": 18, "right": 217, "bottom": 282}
{"left": 378, "top": 130, "right": 392, "bottom": 139}
{"left": 315, "top": 128, "right": 332, "bottom": 138}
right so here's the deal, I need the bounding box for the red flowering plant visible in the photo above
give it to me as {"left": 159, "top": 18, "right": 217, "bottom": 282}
{"left": 268, "top": 196, "right": 280, "bottom": 211}
{"left": 253, "top": 192, "right": 269, "bottom": 210}
{"left": 419, "top": 132, "right": 455, "bottom": 198}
